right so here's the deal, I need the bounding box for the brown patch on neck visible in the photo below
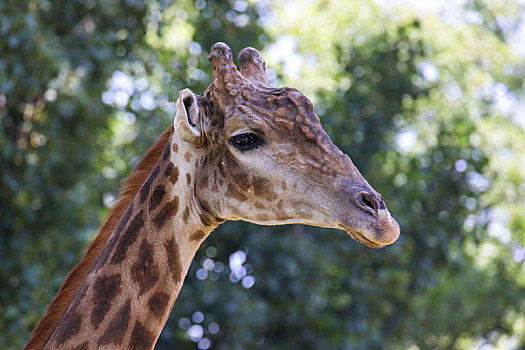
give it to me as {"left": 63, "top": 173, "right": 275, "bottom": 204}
{"left": 110, "top": 210, "right": 145, "bottom": 265}
{"left": 24, "top": 126, "right": 174, "bottom": 350}
{"left": 182, "top": 206, "right": 190, "bottom": 224}
{"left": 199, "top": 212, "right": 213, "bottom": 226}
{"left": 189, "top": 230, "right": 206, "bottom": 241}
{"left": 184, "top": 150, "right": 192, "bottom": 163}
{"left": 97, "top": 299, "right": 131, "bottom": 346}
{"left": 53, "top": 310, "right": 82, "bottom": 345}
{"left": 148, "top": 292, "right": 170, "bottom": 318}
{"left": 150, "top": 184, "right": 167, "bottom": 212}
{"left": 130, "top": 321, "right": 155, "bottom": 350}
{"left": 164, "top": 163, "right": 179, "bottom": 184}
{"left": 91, "top": 274, "right": 122, "bottom": 328}
{"left": 152, "top": 196, "right": 179, "bottom": 229}
{"left": 164, "top": 237, "right": 182, "bottom": 283}
{"left": 131, "top": 239, "right": 160, "bottom": 296}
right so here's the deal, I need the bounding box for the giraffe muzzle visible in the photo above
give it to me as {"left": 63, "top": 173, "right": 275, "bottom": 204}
{"left": 335, "top": 183, "right": 400, "bottom": 248}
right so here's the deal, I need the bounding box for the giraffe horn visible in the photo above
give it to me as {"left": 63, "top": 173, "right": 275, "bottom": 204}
{"left": 209, "top": 42, "right": 239, "bottom": 90}
{"left": 238, "top": 47, "right": 271, "bottom": 86}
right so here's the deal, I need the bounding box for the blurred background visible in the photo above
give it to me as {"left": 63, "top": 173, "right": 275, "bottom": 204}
{"left": 1, "top": 0, "right": 525, "bottom": 349}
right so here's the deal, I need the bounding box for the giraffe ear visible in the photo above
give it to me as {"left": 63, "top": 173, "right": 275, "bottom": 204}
{"left": 175, "top": 88, "right": 202, "bottom": 143}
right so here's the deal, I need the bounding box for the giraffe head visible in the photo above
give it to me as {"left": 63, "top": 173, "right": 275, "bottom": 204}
{"left": 174, "top": 42, "right": 399, "bottom": 248}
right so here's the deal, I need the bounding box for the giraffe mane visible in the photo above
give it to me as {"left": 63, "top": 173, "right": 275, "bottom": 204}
{"left": 24, "top": 125, "right": 174, "bottom": 350}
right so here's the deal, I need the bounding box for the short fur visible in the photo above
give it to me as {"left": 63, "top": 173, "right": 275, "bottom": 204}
{"left": 24, "top": 126, "right": 174, "bottom": 350}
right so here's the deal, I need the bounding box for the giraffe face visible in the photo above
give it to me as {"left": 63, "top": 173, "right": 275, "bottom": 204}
{"left": 177, "top": 43, "right": 399, "bottom": 248}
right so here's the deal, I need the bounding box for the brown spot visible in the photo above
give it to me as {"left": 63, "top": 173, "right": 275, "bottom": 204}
{"left": 253, "top": 176, "right": 276, "bottom": 201}
{"left": 277, "top": 200, "right": 284, "bottom": 210}
{"left": 150, "top": 184, "right": 166, "bottom": 211}
{"left": 97, "top": 299, "right": 131, "bottom": 346}
{"left": 164, "top": 237, "right": 182, "bottom": 283}
{"left": 199, "top": 212, "right": 212, "bottom": 226}
{"left": 227, "top": 181, "right": 248, "bottom": 202}
{"left": 153, "top": 196, "right": 179, "bottom": 229}
{"left": 172, "top": 142, "right": 179, "bottom": 153}
{"left": 54, "top": 310, "right": 82, "bottom": 345}
{"left": 184, "top": 150, "right": 192, "bottom": 163}
{"left": 164, "top": 162, "right": 179, "bottom": 184}
{"left": 281, "top": 181, "right": 287, "bottom": 190}
{"left": 237, "top": 176, "right": 251, "bottom": 192}
{"left": 182, "top": 206, "right": 190, "bottom": 224}
{"left": 190, "top": 230, "right": 206, "bottom": 241}
{"left": 220, "top": 153, "right": 254, "bottom": 202}
{"left": 111, "top": 211, "right": 145, "bottom": 264}
{"left": 91, "top": 274, "right": 122, "bottom": 328}
{"left": 131, "top": 239, "right": 160, "bottom": 296}
{"left": 186, "top": 173, "right": 191, "bottom": 185}
{"left": 148, "top": 292, "right": 170, "bottom": 318}
{"left": 129, "top": 321, "right": 155, "bottom": 350}
{"left": 140, "top": 166, "right": 160, "bottom": 204}
{"left": 200, "top": 175, "right": 209, "bottom": 189}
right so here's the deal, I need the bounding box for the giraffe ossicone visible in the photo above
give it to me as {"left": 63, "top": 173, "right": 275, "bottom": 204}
{"left": 25, "top": 42, "right": 400, "bottom": 350}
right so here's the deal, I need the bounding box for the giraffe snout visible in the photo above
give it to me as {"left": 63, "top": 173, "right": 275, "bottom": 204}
{"left": 334, "top": 180, "right": 400, "bottom": 248}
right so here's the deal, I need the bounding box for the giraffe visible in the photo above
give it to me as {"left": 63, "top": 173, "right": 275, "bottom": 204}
{"left": 25, "top": 42, "right": 400, "bottom": 350}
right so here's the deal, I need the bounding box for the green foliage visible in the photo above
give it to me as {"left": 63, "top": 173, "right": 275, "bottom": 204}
{"left": 1, "top": 0, "right": 525, "bottom": 349}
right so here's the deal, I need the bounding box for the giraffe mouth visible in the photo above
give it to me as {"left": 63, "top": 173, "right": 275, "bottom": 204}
{"left": 338, "top": 224, "right": 385, "bottom": 248}
{"left": 348, "top": 231, "right": 385, "bottom": 248}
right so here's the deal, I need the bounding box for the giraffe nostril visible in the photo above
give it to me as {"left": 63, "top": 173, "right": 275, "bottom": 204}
{"left": 359, "top": 192, "right": 379, "bottom": 213}
{"left": 362, "top": 197, "right": 375, "bottom": 210}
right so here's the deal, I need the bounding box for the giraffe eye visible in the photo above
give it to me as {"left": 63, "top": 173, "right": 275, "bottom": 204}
{"left": 230, "top": 132, "right": 263, "bottom": 151}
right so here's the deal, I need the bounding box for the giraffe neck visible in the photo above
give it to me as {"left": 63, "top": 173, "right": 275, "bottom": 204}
{"left": 44, "top": 134, "right": 219, "bottom": 350}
